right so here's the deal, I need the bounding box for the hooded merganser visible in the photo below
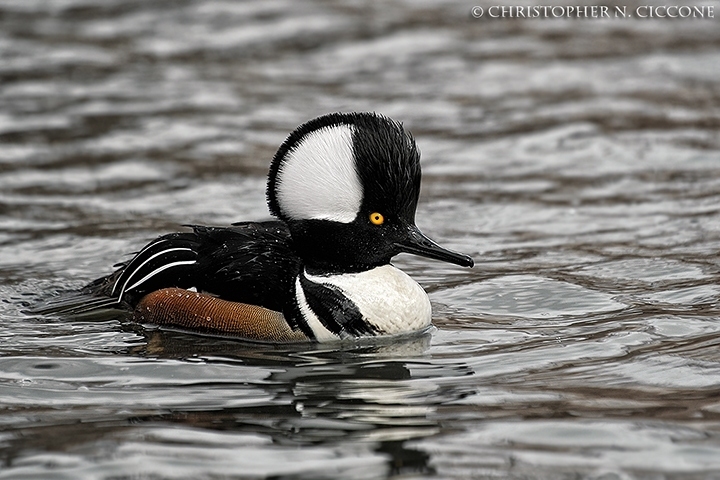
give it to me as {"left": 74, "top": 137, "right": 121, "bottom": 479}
{"left": 73, "top": 112, "right": 474, "bottom": 342}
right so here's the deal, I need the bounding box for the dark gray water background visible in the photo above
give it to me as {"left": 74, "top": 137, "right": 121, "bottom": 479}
{"left": 2, "top": 1, "right": 720, "bottom": 478}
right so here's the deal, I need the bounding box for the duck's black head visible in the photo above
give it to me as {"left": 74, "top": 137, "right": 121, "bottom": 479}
{"left": 267, "top": 112, "right": 473, "bottom": 273}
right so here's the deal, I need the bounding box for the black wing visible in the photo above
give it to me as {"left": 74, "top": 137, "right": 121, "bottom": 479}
{"left": 79, "top": 221, "right": 300, "bottom": 313}
{"left": 191, "top": 222, "right": 300, "bottom": 311}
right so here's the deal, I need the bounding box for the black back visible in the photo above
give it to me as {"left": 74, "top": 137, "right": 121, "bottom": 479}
{"left": 86, "top": 222, "right": 300, "bottom": 313}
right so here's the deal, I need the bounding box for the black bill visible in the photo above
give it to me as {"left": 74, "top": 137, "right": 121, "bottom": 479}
{"left": 396, "top": 225, "right": 474, "bottom": 268}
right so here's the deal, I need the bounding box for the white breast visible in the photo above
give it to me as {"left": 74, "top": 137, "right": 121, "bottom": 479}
{"left": 303, "top": 265, "right": 432, "bottom": 336}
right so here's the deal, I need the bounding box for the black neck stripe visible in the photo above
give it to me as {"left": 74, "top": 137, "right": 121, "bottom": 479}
{"left": 299, "top": 273, "right": 378, "bottom": 338}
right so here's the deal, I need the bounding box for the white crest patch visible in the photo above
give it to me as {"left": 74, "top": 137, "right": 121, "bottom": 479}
{"left": 275, "top": 124, "right": 362, "bottom": 223}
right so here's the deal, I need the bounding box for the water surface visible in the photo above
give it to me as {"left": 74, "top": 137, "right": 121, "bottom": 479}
{"left": 2, "top": 1, "right": 720, "bottom": 478}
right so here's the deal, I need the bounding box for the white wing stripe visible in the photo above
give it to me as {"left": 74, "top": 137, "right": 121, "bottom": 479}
{"left": 116, "top": 247, "right": 196, "bottom": 299}
{"left": 111, "top": 239, "right": 172, "bottom": 295}
{"left": 123, "top": 260, "right": 197, "bottom": 295}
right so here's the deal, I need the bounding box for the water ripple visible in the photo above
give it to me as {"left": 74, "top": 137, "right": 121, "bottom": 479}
{"left": 2, "top": 0, "right": 720, "bottom": 478}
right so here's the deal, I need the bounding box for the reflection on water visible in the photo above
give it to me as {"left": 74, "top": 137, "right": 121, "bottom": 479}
{"left": 2, "top": 0, "right": 720, "bottom": 478}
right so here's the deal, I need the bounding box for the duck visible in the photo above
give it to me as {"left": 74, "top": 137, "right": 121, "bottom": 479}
{"left": 71, "top": 112, "right": 474, "bottom": 342}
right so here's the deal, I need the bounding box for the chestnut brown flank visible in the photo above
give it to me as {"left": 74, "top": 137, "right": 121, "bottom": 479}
{"left": 134, "top": 288, "right": 308, "bottom": 342}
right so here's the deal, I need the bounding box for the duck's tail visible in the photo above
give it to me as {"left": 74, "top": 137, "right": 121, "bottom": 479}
{"left": 29, "top": 230, "right": 204, "bottom": 318}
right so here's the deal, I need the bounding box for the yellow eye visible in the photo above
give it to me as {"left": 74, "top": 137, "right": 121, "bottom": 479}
{"left": 369, "top": 212, "right": 384, "bottom": 225}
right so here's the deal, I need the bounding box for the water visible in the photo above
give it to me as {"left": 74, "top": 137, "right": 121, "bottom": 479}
{"left": 2, "top": 0, "right": 720, "bottom": 478}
